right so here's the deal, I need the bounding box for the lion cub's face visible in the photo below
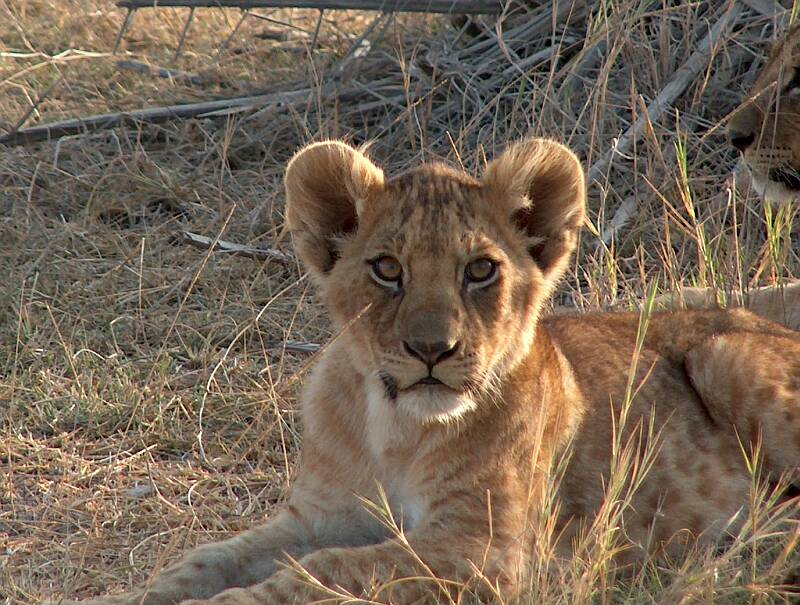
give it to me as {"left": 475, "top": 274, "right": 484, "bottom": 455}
{"left": 285, "top": 139, "right": 585, "bottom": 422}
{"left": 729, "top": 24, "right": 800, "bottom": 203}
{"left": 324, "top": 166, "right": 544, "bottom": 422}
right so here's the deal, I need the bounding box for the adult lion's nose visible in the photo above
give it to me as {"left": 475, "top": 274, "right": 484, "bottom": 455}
{"left": 728, "top": 129, "right": 755, "bottom": 152}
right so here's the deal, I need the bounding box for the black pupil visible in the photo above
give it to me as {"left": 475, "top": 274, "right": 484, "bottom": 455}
{"left": 379, "top": 259, "right": 398, "bottom": 280}
{"left": 470, "top": 261, "right": 492, "bottom": 280}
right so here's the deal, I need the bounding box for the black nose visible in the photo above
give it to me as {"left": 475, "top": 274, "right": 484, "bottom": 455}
{"left": 729, "top": 130, "right": 755, "bottom": 152}
{"left": 403, "top": 339, "right": 460, "bottom": 368}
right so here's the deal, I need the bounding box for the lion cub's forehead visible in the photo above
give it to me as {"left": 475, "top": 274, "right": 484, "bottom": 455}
{"left": 370, "top": 163, "right": 489, "bottom": 245}
{"left": 387, "top": 163, "right": 481, "bottom": 206}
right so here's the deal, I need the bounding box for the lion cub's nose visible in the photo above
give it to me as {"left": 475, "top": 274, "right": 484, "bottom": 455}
{"left": 729, "top": 129, "right": 755, "bottom": 152}
{"left": 403, "top": 339, "right": 460, "bottom": 368}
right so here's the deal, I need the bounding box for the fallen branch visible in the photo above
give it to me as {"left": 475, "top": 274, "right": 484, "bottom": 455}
{"left": 739, "top": 0, "right": 791, "bottom": 25}
{"left": 181, "top": 231, "right": 294, "bottom": 262}
{"left": 591, "top": 3, "right": 744, "bottom": 242}
{"left": 0, "top": 87, "right": 315, "bottom": 147}
{"left": 559, "top": 38, "right": 607, "bottom": 94}
{"left": 117, "top": 0, "right": 504, "bottom": 13}
{"left": 117, "top": 58, "right": 256, "bottom": 91}
{"left": 596, "top": 180, "right": 654, "bottom": 249}
{"left": 281, "top": 340, "right": 321, "bottom": 354}
{"left": 587, "top": 3, "right": 742, "bottom": 187}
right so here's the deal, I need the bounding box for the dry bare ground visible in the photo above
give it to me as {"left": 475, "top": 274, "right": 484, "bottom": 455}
{"left": 1, "top": 0, "right": 799, "bottom": 603}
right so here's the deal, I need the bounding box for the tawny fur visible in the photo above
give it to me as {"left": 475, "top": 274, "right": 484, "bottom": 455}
{"left": 49, "top": 138, "right": 800, "bottom": 605}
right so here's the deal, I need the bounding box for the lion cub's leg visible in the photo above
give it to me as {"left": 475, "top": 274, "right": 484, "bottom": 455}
{"left": 657, "top": 281, "right": 800, "bottom": 331}
{"left": 685, "top": 333, "right": 800, "bottom": 482}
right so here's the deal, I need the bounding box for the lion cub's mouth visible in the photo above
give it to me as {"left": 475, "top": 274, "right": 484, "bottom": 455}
{"left": 414, "top": 376, "right": 445, "bottom": 387}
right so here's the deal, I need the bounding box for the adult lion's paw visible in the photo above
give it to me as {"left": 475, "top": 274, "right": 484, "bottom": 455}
{"left": 43, "top": 600, "right": 119, "bottom": 605}
{"left": 180, "top": 587, "right": 260, "bottom": 605}
{"left": 44, "top": 591, "right": 172, "bottom": 605}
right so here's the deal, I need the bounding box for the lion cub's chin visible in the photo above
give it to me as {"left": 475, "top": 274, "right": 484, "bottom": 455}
{"left": 396, "top": 386, "right": 477, "bottom": 424}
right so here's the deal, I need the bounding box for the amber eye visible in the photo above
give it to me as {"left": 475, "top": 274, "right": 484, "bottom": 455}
{"left": 465, "top": 258, "right": 497, "bottom": 286}
{"left": 370, "top": 256, "right": 403, "bottom": 287}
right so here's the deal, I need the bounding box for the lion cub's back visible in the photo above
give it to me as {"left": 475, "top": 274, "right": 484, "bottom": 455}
{"left": 540, "top": 308, "right": 791, "bottom": 555}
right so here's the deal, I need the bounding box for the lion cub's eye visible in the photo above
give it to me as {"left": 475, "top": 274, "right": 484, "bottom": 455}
{"left": 370, "top": 256, "right": 403, "bottom": 288}
{"left": 465, "top": 258, "right": 498, "bottom": 288}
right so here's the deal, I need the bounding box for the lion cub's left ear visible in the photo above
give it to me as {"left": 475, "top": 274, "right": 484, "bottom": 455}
{"left": 285, "top": 141, "right": 385, "bottom": 281}
{"left": 482, "top": 138, "right": 585, "bottom": 280}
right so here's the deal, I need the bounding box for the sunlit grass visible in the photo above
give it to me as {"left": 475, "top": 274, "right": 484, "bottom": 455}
{"left": 1, "top": 1, "right": 798, "bottom": 604}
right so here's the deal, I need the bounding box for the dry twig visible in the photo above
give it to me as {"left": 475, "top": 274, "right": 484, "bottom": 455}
{"left": 181, "top": 231, "right": 293, "bottom": 262}
{"left": 588, "top": 3, "right": 743, "bottom": 188}
{"left": 0, "top": 87, "right": 324, "bottom": 146}
{"left": 116, "top": 59, "right": 207, "bottom": 85}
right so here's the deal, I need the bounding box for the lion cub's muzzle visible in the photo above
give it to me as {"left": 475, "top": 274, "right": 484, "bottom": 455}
{"left": 380, "top": 328, "right": 480, "bottom": 422}
{"left": 396, "top": 309, "right": 466, "bottom": 388}
{"left": 402, "top": 338, "right": 461, "bottom": 385}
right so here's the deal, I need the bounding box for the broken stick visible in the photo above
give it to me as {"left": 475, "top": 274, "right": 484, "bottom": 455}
{"left": 181, "top": 231, "right": 294, "bottom": 262}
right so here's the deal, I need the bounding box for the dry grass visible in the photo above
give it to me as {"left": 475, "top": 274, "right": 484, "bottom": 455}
{"left": 1, "top": 0, "right": 799, "bottom": 603}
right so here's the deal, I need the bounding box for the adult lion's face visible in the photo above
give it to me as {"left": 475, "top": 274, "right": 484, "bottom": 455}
{"left": 729, "top": 24, "right": 800, "bottom": 203}
{"left": 284, "top": 139, "right": 585, "bottom": 422}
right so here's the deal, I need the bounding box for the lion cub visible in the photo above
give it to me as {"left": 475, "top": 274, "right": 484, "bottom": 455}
{"left": 53, "top": 139, "right": 800, "bottom": 605}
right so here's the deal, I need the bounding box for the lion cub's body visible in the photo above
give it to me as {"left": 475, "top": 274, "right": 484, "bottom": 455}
{"left": 548, "top": 309, "right": 798, "bottom": 550}
{"left": 52, "top": 141, "right": 800, "bottom": 605}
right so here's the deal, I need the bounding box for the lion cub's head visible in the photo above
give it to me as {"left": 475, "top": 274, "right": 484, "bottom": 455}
{"left": 729, "top": 23, "right": 800, "bottom": 203}
{"left": 285, "top": 139, "right": 584, "bottom": 422}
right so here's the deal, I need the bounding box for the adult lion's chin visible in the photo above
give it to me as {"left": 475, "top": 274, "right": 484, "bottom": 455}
{"left": 749, "top": 170, "right": 800, "bottom": 204}
{"left": 395, "top": 385, "right": 477, "bottom": 424}
{"left": 753, "top": 174, "right": 800, "bottom": 204}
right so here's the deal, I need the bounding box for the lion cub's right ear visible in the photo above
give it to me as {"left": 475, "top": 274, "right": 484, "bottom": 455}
{"left": 285, "top": 141, "right": 385, "bottom": 280}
